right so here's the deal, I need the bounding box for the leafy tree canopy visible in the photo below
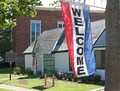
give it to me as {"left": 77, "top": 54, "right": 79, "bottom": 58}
{"left": 0, "top": 0, "right": 42, "bottom": 60}
{"left": 49, "top": 0, "right": 59, "bottom": 7}
{"left": 0, "top": 0, "right": 42, "bottom": 30}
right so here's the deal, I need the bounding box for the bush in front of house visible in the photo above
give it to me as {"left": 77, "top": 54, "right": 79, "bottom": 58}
{"left": 24, "top": 68, "right": 33, "bottom": 76}
{"left": 55, "top": 70, "right": 102, "bottom": 85}
{"left": 13, "top": 66, "right": 21, "bottom": 75}
{"left": 55, "top": 70, "right": 63, "bottom": 80}
{"left": 80, "top": 74, "right": 101, "bottom": 84}
{"left": 55, "top": 70, "right": 74, "bottom": 81}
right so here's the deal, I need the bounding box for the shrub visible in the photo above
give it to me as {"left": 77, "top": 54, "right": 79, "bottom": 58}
{"left": 93, "top": 74, "right": 101, "bottom": 83}
{"left": 25, "top": 68, "right": 33, "bottom": 76}
{"left": 55, "top": 70, "right": 74, "bottom": 81}
{"left": 55, "top": 71, "right": 63, "bottom": 80}
{"left": 13, "top": 67, "right": 21, "bottom": 75}
{"left": 79, "top": 74, "right": 101, "bottom": 84}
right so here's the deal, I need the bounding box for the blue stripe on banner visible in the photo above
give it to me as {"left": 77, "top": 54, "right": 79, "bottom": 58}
{"left": 83, "top": 7, "right": 96, "bottom": 75}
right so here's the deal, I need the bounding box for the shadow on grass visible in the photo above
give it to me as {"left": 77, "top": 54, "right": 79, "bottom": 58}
{"left": 0, "top": 80, "right": 8, "bottom": 84}
{"left": 32, "top": 85, "right": 52, "bottom": 91}
{"left": 18, "top": 76, "right": 40, "bottom": 79}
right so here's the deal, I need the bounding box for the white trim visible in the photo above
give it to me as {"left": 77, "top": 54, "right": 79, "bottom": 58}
{"left": 57, "top": 21, "right": 64, "bottom": 28}
{"left": 94, "top": 47, "right": 106, "bottom": 51}
{"left": 30, "top": 20, "right": 41, "bottom": 44}
{"left": 35, "top": 6, "right": 105, "bottom": 13}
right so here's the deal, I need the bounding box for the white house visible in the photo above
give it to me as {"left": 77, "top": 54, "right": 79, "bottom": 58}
{"left": 24, "top": 28, "right": 64, "bottom": 75}
{"left": 24, "top": 19, "right": 105, "bottom": 80}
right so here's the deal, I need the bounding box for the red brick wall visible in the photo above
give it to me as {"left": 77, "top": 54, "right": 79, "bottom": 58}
{"left": 12, "top": 9, "right": 105, "bottom": 56}
{"left": 90, "top": 12, "right": 105, "bottom": 21}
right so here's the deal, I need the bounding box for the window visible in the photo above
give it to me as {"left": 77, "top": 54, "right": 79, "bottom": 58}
{"left": 57, "top": 21, "right": 64, "bottom": 28}
{"left": 30, "top": 20, "right": 41, "bottom": 44}
{"left": 95, "top": 50, "right": 105, "bottom": 69}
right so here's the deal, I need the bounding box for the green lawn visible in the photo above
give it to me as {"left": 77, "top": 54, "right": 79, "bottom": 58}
{"left": 0, "top": 68, "right": 24, "bottom": 79}
{"left": 1, "top": 76, "right": 103, "bottom": 91}
{"left": 0, "top": 68, "right": 103, "bottom": 91}
{"left": 0, "top": 88, "right": 12, "bottom": 91}
{"left": 0, "top": 73, "right": 22, "bottom": 79}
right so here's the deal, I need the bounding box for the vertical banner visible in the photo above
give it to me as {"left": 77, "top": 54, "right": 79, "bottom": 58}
{"left": 61, "top": 1, "right": 96, "bottom": 78}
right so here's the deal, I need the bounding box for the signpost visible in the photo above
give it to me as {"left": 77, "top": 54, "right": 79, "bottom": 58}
{"left": 43, "top": 54, "right": 55, "bottom": 86}
{"left": 6, "top": 51, "right": 15, "bottom": 80}
{"left": 9, "top": 61, "right": 12, "bottom": 80}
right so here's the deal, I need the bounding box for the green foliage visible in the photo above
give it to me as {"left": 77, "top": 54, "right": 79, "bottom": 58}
{"left": 25, "top": 68, "right": 33, "bottom": 76}
{"left": 49, "top": 0, "right": 60, "bottom": 7}
{"left": 13, "top": 67, "right": 21, "bottom": 75}
{"left": 0, "top": 0, "right": 42, "bottom": 58}
{"left": 80, "top": 74, "right": 101, "bottom": 84}
{"left": 0, "top": 28, "right": 11, "bottom": 59}
{"left": 0, "top": 0, "right": 42, "bottom": 30}
{"left": 3, "top": 77, "right": 103, "bottom": 91}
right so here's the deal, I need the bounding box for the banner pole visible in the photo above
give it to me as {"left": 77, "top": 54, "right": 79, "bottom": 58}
{"left": 52, "top": 74, "right": 55, "bottom": 87}
{"left": 45, "top": 74, "right": 47, "bottom": 86}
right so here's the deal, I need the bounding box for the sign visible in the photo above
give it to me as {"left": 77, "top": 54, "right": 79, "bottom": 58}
{"left": 6, "top": 51, "right": 15, "bottom": 62}
{"left": 44, "top": 54, "right": 55, "bottom": 75}
{"left": 61, "top": 1, "right": 96, "bottom": 78}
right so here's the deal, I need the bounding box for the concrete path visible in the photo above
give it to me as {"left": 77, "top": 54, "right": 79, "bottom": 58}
{"left": 89, "top": 87, "right": 104, "bottom": 91}
{"left": 0, "top": 84, "right": 39, "bottom": 91}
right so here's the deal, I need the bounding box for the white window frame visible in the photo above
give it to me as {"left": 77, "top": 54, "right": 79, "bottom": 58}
{"left": 30, "top": 20, "right": 41, "bottom": 44}
{"left": 57, "top": 21, "right": 64, "bottom": 28}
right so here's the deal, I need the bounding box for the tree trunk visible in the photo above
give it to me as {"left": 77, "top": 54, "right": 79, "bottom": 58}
{"left": 105, "top": 0, "right": 120, "bottom": 91}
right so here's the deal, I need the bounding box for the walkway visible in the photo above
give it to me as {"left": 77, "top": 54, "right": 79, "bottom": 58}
{"left": 90, "top": 87, "right": 104, "bottom": 91}
{"left": 0, "top": 84, "right": 39, "bottom": 91}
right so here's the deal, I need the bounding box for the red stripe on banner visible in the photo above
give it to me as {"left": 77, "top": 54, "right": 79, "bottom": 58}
{"left": 61, "top": 2, "right": 77, "bottom": 77}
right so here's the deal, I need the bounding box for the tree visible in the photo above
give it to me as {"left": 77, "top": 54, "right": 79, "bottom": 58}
{"left": 0, "top": 0, "right": 42, "bottom": 30}
{"left": 49, "top": 0, "right": 59, "bottom": 7}
{"left": 0, "top": 0, "right": 42, "bottom": 59}
{"left": 0, "top": 29, "right": 11, "bottom": 60}
{"left": 105, "top": 0, "right": 120, "bottom": 91}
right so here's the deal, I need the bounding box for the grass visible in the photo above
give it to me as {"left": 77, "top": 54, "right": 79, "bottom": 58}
{"left": 0, "top": 68, "right": 103, "bottom": 91}
{"left": 0, "top": 88, "right": 12, "bottom": 91}
{"left": 0, "top": 68, "right": 23, "bottom": 79}
{"left": 1, "top": 76, "right": 103, "bottom": 91}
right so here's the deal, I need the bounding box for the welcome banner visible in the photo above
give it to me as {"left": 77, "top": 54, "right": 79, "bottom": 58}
{"left": 61, "top": 1, "right": 96, "bottom": 78}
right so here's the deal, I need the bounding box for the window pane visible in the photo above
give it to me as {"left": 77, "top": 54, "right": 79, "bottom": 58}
{"left": 59, "top": 24, "right": 62, "bottom": 28}
{"left": 36, "top": 23, "right": 40, "bottom": 38}
{"left": 32, "top": 34, "right": 35, "bottom": 43}
{"left": 31, "top": 23, "right": 35, "bottom": 43}
{"left": 30, "top": 20, "right": 41, "bottom": 44}
{"left": 32, "top": 23, "right": 35, "bottom": 32}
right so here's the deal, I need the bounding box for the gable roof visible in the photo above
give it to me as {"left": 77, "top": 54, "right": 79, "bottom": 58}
{"left": 37, "top": 28, "right": 64, "bottom": 54}
{"left": 23, "top": 28, "right": 64, "bottom": 54}
{"left": 23, "top": 41, "right": 36, "bottom": 54}
{"left": 24, "top": 19, "right": 105, "bottom": 54}
{"left": 94, "top": 29, "right": 106, "bottom": 48}
{"left": 52, "top": 19, "right": 105, "bottom": 53}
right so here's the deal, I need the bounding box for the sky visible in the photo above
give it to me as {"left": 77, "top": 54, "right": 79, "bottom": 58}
{"left": 41, "top": 0, "right": 55, "bottom": 7}
{"left": 41, "top": 0, "right": 106, "bottom": 9}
